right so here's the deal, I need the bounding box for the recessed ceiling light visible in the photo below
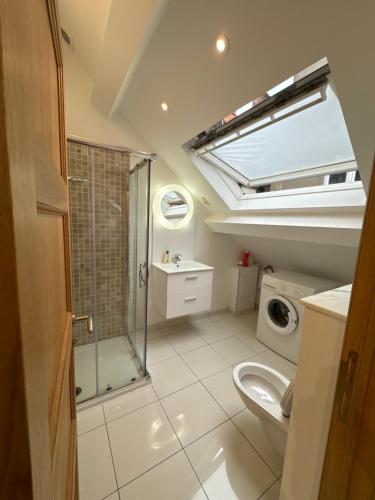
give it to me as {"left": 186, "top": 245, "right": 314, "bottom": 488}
{"left": 215, "top": 34, "right": 229, "bottom": 53}
{"left": 161, "top": 101, "right": 169, "bottom": 111}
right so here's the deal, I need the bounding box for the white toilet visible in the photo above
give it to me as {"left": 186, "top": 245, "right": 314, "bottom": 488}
{"left": 233, "top": 361, "right": 291, "bottom": 457}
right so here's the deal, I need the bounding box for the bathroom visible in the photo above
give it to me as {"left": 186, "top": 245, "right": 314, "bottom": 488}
{"left": 61, "top": 1, "right": 367, "bottom": 499}
{"left": 1, "top": 1, "right": 374, "bottom": 499}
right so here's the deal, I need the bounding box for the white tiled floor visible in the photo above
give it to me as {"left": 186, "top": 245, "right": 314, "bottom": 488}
{"left": 77, "top": 311, "right": 292, "bottom": 499}
{"left": 181, "top": 345, "right": 230, "bottom": 379}
{"left": 160, "top": 382, "right": 227, "bottom": 447}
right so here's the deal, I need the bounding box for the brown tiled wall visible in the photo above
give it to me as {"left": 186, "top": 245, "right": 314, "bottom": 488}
{"left": 68, "top": 141, "right": 130, "bottom": 346}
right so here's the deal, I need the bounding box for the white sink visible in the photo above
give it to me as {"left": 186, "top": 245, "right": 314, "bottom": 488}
{"left": 152, "top": 260, "right": 214, "bottom": 274}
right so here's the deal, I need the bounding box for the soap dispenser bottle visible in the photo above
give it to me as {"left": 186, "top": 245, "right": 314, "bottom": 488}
{"left": 163, "top": 250, "right": 171, "bottom": 263}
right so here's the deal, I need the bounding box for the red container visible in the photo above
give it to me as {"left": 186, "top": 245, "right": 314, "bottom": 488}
{"left": 242, "top": 250, "right": 250, "bottom": 267}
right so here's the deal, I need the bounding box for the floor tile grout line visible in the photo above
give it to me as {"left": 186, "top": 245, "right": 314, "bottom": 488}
{"left": 200, "top": 378, "right": 246, "bottom": 420}
{"left": 115, "top": 448, "right": 182, "bottom": 492}
{"left": 177, "top": 347, "right": 232, "bottom": 380}
{"left": 163, "top": 334, "right": 209, "bottom": 355}
{"left": 178, "top": 416, "right": 231, "bottom": 450}
{"left": 230, "top": 415, "right": 280, "bottom": 479}
{"left": 147, "top": 325, "right": 256, "bottom": 368}
{"left": 175, "top": 348, "right": 208, "bottom": 378}
{"left": 209, "top": 341, "right": 258, "bottom": 365}
{"left": 104, "top": 420, "right": 120, "bottom": 492}
{"left": 194, "top": 330, "right": 236, "bottom": 345}
{"left": 103, "top": 397, "right": 159, "bottom": 426}
{"left": 256, "top": 477, "right": 280, "bottom": 500}
{"left": 78, "top": 421, "right": 107, "bottom": 437}
{"left": 102, "top": 378, "right": 218, "bottom": 426}
{"left": 102, "top": 488, "right": 119, "bottom": 500}
{"left": 158, "top": 379, "right": 209, "bottom": 403}
{"left": 155, "top": 372, "right": 234, "bottom": 450}
{"left": 154, "top": 377, "right": 199, "bottom": 400}
{"left": 158, "top": 383, "right": 229, "bottom": 441}
{"left": 157, "top": 396, "right": 210, "bottom": 500}
{"left": 147, "top": 352, "right": 179, "bottom": 367}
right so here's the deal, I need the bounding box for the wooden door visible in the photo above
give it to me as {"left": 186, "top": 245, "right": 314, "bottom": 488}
{"left": 0, "top": 1, "right": 77, "bottom": 499}
{"left": 319, "top": 160, "right": 375, "bottom": 499}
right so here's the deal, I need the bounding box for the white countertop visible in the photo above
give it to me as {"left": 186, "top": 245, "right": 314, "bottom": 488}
{"left": 301, "top": 284, "right": 352, "bottom": 321}
{"left": 152, "top": 260, "right": 214, "bottom": 274}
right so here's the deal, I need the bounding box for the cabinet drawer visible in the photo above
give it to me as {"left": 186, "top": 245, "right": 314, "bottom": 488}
{"left": 168, "top": 270, "right": 213, "bottom": 295}
{"left": 166, "top": 289, "right": 212, "bottom": 319}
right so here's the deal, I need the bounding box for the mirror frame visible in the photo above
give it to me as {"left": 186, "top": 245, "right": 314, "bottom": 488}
{"left": 153, "top": 184, "right": 194, "bottom": 229}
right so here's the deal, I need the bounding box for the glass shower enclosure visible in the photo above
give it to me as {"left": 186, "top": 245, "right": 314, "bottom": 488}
{"left": 67, "top": 138, "right": 151, "bottom": 403}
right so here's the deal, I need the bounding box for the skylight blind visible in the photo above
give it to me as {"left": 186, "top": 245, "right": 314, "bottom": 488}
{"left": 206, "top": 85, "right": 355, "bottom": 184}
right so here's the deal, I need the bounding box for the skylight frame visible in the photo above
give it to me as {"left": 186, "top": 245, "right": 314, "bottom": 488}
{"left": 196, "top": 86, "right": 326, "bottom": 158}
{"left": 197, "top": 83, "right": 357, "bottom": 188}
{"left": 183, "top": 58, "right": 365, "bottom": 213}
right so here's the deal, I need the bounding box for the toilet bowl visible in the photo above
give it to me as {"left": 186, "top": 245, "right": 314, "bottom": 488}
{"left": 233, "top": 362, "right": 290, "bottom": 457}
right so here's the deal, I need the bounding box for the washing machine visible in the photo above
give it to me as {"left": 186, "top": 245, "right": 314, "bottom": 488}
{"left": 256, "top": 271, "right": 338, "bottom": 363}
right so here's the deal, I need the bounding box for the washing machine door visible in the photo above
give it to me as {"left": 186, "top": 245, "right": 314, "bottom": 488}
{"left": 263, "top": 295, "right": 298, "bottom": 335}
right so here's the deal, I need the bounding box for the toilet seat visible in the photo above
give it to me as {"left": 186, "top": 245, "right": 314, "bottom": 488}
{"left": 233, "top": 362, "right": 290, "bottom": 433}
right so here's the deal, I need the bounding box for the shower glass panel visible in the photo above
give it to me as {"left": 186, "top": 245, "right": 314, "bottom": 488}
{"left": 68, "top": 143, "right": 97, "bottom": 402}
{"left": 127, "top": 160, "right": 150, "bottom": 372}
{"left": 67, "top": 139, "right": 151, "bottom": 403}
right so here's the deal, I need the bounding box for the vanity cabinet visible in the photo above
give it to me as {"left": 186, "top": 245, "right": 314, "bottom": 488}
{"left": 280, "top": 284, "right": 351, "bottom": 500}
{"left": 152, "top": 262, "right": 214, "bottom": 319}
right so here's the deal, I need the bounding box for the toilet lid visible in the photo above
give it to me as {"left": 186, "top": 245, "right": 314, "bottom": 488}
{"left": 263, "top": 294, "right": 298, "bottom": 335}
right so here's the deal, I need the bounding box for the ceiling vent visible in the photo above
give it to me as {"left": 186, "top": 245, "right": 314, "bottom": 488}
{"left": 61, "top": 28, "right": 74, "bottom": 48}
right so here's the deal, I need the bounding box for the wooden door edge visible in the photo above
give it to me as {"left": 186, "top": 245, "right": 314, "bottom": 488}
{"left": 319, "top": 158, "right": 375, "bottom": 498}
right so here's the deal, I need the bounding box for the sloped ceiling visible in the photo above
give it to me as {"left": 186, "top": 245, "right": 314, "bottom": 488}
{"left": 58, "top": 0, "right": 375, "bottom": 217}
{"left": 117, "top": 0, "right": 375, "bottom": 213}
{"left": 58, "top": 0, "right": 111, "bottom": 79}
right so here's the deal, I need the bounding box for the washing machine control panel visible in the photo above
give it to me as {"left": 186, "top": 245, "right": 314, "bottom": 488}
{"left": 262, "top": 275, "right": 311, "bottom": 299}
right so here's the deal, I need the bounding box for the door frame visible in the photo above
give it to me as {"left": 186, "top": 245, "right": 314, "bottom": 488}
{"left": 319, "top": 159, "right": 375, "bottom": 498}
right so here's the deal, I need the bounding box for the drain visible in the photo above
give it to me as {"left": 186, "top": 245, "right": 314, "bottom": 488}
{"left": 106, "top": 384, "right": 112, "bottom": 392}
{"left": 75, "top": 386, "right": 82, "bottom": 396}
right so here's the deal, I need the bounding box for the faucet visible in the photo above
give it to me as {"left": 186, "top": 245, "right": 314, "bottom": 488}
{"left": 173, "top": 253, "right": 183, "bottom": 267}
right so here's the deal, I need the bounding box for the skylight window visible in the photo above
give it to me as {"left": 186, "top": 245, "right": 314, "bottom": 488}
{"left": 206, "top": 84, "right": 354, "bottom": 187}
{"left": 185, "top": 58, "right": 362, "bottom": 204}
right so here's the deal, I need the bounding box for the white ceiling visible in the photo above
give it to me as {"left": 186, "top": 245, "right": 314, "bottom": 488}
{"left": 59, "top": 0, "right": 375, "bottom": 216}
{"left": 58, "top": 0, "right": 112, "bottom": 79}
{"left": 117, "top": 0, "right": 375, "bottom": 213}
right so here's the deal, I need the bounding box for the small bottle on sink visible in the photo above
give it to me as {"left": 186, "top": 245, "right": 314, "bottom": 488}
{"left": 163, "top": 250, "right": 172, "bottom": 263}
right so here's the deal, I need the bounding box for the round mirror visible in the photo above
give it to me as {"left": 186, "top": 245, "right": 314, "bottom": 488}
{"left": 153, "top": 184, "right": 194, "bottom": 229}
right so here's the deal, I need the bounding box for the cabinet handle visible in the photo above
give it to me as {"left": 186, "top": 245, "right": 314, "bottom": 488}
{"left": 184, "top": 296, "right": 197, "bottom": 302}
{"left": 185, "top": 275, "right": 198, "bottom": 280}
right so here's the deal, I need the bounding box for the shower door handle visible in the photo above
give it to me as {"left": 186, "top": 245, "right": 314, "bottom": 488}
{"left": 139, "top": 263, "right": 147, "bottom": 288}
{"left": 72, "top": 314, "right": 94, "bottom": 335}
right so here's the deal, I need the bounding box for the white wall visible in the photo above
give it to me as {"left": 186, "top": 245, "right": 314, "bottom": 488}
{"left": 63, "top": 47, "right": 240, "bottom": 325}
{"left": 149, "top": 161, "right": 241, "bottom": 324}
{"left": 63, "top": 46, "right": 146, "bottom": 150}
{"left": 232, "top": 235, "right": 358, "bottom": 284}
